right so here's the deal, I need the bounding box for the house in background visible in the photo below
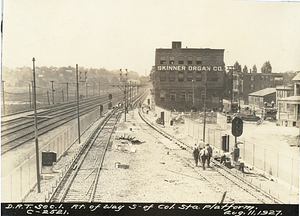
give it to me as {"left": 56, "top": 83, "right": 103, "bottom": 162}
{"left": 276, "top": 85, "right": 294, "bottom": 114}
{"left": 248, "top": 88, "right": 276, "bottom": 109}
{"left": 242, "top": 73, "right": 283, "bottom": 105}
{"left": 277, "top": 73, "right": 300, "bottom": 127}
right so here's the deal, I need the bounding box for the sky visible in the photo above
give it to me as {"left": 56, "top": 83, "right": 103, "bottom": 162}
{"left": 1, "top": 0, "right": 300, "bottom": 76}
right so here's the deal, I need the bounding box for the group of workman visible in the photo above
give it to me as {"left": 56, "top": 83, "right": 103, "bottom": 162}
{"left": 193, "top": 141, "right": 245, "bottom": 172}
{"left": 192, "top": 141, "right": 213, "bottom": 170}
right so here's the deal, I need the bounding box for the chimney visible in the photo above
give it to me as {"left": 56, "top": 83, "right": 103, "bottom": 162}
{"left": 172, "top": 41, "right": 182, "bottom": 49}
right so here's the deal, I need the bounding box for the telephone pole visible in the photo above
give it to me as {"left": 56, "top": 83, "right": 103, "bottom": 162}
{"left": 203, "top": 71, "right": 207, "bottom": 142}
{"left": 32, "top": 57, "right": 41, "bottom": 193}
{"left": 227, "top": 66, "right": 234, "bottom": 113}
{"left": 1, "top": 80, "right": 5, "bottom": 115}
{"left": 76, "top": 64, "right": 81, "bottom": 144}
{"left": 50, "top": 81, "right": 55, "bottom": 104}
{"left": 114, "top": 69, "right": 128, "bottom": 121}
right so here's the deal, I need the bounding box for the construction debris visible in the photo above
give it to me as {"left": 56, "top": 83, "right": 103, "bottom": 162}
{"left": 115, "top": 133, "right": 135, "bottom": 141}
{"left": 115, "top": 162, "right": 129, "bottom": 169}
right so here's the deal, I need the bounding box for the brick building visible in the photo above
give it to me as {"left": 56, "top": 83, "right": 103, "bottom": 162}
{"left": 153, "top": 41, "right": 225, "bottom": 111}
{"left": 248, "top": 88, "right": 276, "bottom": 108}
{"left": 242, "top": 73, "right": 283, "bottom": 104}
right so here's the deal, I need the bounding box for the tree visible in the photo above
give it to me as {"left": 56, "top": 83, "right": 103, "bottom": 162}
{"left": 234, "top": 61, "right": 242, "bottom": 72}
{"left": 242, "top": 65, "right": 248, "bottom": 74}
{"left": 252, "top": 65, "right": 257, "bottom": 73}
{"left": 261, "top": 61, "right": 272, "bottom": 73}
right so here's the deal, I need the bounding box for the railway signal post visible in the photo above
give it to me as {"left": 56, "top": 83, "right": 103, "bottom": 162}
{"left": 232, "top": 117, "right": 243, "bottom": 162}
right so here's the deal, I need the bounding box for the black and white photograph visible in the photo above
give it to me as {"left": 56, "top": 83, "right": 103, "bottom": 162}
{"left": 1, "top": 0, "right": 299, "bottom": 215}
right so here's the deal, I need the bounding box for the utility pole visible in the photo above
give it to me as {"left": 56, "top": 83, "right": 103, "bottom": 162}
{"left": 62, "top": 90, "right": 64, "bottom": 102}
{"left": 192, "top": 79, "right": 195, "bottom": 108}
{"left": 115, "top": 69, "right": 128, "bottom": 121}
{"left": 47, "top": 91, "right": 50, "bottom": 105}
{"left": 227, "top": 66, "right": 234, "bottom": 113}
{"left": 76, "top": 64, "right": 81, "bottom": 144}
{"left": 1, "top": 80, "right": 5, "bottom": 115}
{"left": 203, "top": 71, "right": 207, "bottom": 142}
{"left": 31, "top": 81, "right": 34, "bottom": 107}
{"left": 130, "top": 81, "right": 132, "bottom": 107}
{"left": 32, "top": 57, "right": 41, "bottom": 193}
{"left": 50, "top": 81, "right": 55, "bottom": 104}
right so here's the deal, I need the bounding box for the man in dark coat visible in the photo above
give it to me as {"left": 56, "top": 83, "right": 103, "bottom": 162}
{"left": 205, "top": 143, "right": 213, "bottom": 167}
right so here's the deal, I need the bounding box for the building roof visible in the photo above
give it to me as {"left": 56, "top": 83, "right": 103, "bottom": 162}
{"left": 276, "top": 85, "right": 293, "bottom": 90}
{"left": 278, "top": 96, "right": 300, "bottom": 104}
{"left": 292, "top": 72, "right": 300, "bottom": 81}
{"left": 248, "top": 88, "right": 276, "bottom": 97}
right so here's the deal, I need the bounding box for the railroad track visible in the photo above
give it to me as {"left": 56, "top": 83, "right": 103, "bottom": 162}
{"left": 1, "top": 92, "right": 129, "bottom": 155}
{"left": 137, "top": 108, "right": 284, "bottom": 204}
{"left": 48, "top": 109, "right": 121, "bottom": 202}
{"left": 1, "top": 92, "right": 124, "bottom": 135}
{"left": 46, "top": 91, "right": 148, "bottom": 202}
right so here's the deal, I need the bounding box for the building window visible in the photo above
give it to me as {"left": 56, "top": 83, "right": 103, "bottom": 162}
{"left": 178, "top": 72, "right": 184, "bottom": 82}
{"left": 251, "top": 76, "right": 255, "bottom": 81}
{"left": 188, "top": 57, "right": 193, "bottom": 64}
{"left": 201, "top": 90, "right": 206, "bottom": 101}
{"left": 250, "top": 84, "right": 255, "bottom": 90}
{"left": 196, "top": 57, "right": 202, "bottom": 65}
{"left": 270, "top": 76, "right": 274, "bottom": 81}
{"left": 188, "top": 61, "right": 193, "bottom": 64}
{"left": 188, "top": 94, "right": 193, "bottom": 101}
{"left": 170, "top": 94, "right": 176, "bottom": 102}
{"left": 160, "top": 90, "right": 166, "bottom": 101}
{"left": 178, "top": 61, "right": 184, "bottom": 64}
{"left": 196, "top": 71, "right": 202, "bottom": 81}
{"left": 160, "top": 60, "right": 166, "bottom": 64}
{"left": 181, "top": 94, "right": 186, "bottom": 102}
{"left": 169, "top": 71, "right": 175, "bottom": 82}
{"left": 169, "top": 56, "right": 175, "bottom": 64}
{"left": 187, "top": 72, "right": 193, "bottom": 81}
{"left": 160, "top": 71, "right": 166, "bottom": 81}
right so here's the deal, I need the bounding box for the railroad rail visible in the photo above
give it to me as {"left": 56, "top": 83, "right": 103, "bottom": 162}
{"left": 1, "top": 91, "right": 138, "bottom": 155}
{"left": 46, "top": 91, "right": 148, "bottom": 202}
{"left": 48, "top": 108, "right": 121, "bottom": 202}
{"left": 137, "top": 108, "right": 284, "bottom": 204}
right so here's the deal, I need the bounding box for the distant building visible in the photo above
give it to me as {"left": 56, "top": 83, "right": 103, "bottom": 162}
{"left": 242, "top": 73, "right": 283, "bottom": 104}
{"left": 153, "top": 41, "right": 225, "bottom": 111}
{"left": 276, "top": 85, "right": 294, "bottom": 112}
{"left": 277, "top": 73, "right": 300, "bottom": 127}
{"left": 248, "top": 88, "right": 276, "bottom": 108}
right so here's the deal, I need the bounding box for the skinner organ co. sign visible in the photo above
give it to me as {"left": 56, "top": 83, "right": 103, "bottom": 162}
{"left": 157, "top": 65, "right": 224, "bottom": 71}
